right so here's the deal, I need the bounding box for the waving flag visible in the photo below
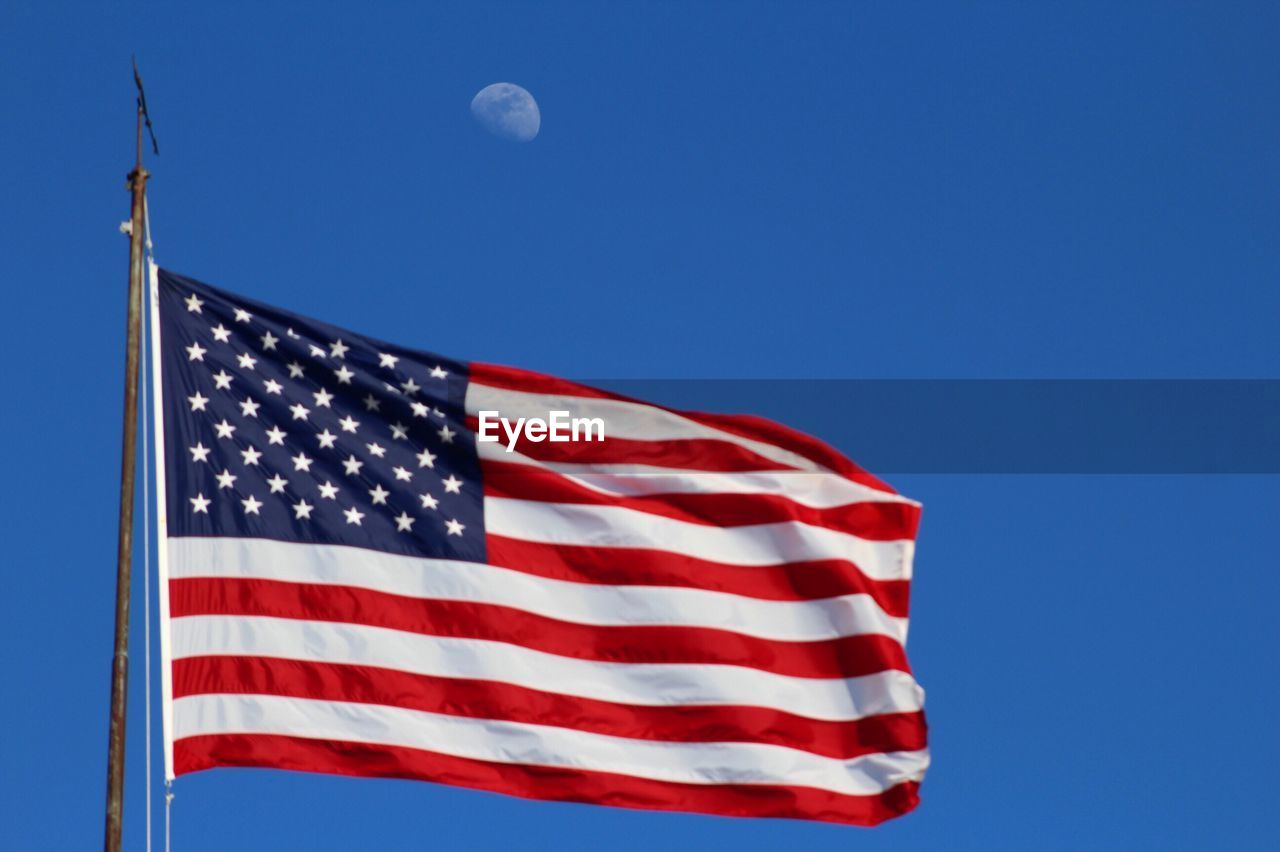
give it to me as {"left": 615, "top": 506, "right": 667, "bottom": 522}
{"left": 152, "top": 268, "right": 929, "bottom": 826}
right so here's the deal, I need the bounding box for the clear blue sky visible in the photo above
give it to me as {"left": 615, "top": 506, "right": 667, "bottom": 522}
{"left": 2, "top": 2, "right": 1278, "bottom": 848}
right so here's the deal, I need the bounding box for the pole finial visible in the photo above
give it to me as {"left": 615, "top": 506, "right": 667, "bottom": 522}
{"left": 132, "top": 56, "right": 159, "bottom": 157}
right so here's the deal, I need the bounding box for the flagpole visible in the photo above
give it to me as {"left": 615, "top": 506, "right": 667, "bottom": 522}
{"left": 104, "top": 61, "right": 152, "bottom": 852}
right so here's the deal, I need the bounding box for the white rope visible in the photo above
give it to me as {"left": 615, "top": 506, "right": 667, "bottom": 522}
{"left": 165, "top": 781, "right": 173, "bottom": 852}
{"left": 142, "top": 196, "right": 175, "bottom": 852}
{"left": 143, "top": 196, "right": 175, "bottom": 852}
{"left": 142, "top": 196, "right": 154, "bottom": 852}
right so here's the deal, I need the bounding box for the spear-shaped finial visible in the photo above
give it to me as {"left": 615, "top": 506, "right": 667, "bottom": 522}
{"left": 133, "top": 56, "right": 159, "bottom": 158}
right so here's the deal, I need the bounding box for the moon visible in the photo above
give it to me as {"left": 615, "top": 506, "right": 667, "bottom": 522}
{"left": 470, "top": 83, "right": 541, "bottom": 142}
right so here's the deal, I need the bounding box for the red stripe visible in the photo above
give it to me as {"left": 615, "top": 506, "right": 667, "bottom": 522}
{"left": 170, "top": 578, "right": 910, "bottom": 679}
{"left": 173, "top": 656, "right": 928, "bottom": 760}
{"left": 671, "top": 409, "right": 899, "bottom": 494}
{"left": 174, "top": 732, "right": 920, "bottom": 826}
{"left": 468, "top": 415, "right": 796, "bottom": 472}
{"left": 485, "top": 535, "right": 912, "bottom": 617}
{"left": 483, "top": 459, "right": 920, "bottom": 539}
{"left": 469, "top": 362, "right": 900, "bottom": 494}
{"left": 470, "top": 362, "right": 634, "bottom": 402}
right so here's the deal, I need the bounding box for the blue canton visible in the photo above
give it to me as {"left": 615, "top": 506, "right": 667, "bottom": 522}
{"left": 158, "top": 269, "right": 485, "bottom": 564}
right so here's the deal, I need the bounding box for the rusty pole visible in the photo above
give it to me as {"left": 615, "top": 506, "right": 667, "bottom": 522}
{"left": 105, "top": 77, "right": 149, "bottom": 852}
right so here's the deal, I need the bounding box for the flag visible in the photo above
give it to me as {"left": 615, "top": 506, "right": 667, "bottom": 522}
{"left": 153, "top": 268, "right": 929, "bottom": 826}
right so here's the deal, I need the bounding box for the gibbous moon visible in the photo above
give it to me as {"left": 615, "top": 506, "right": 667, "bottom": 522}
{"left": 470, "top": 83, "right": 541, "bottom": 142}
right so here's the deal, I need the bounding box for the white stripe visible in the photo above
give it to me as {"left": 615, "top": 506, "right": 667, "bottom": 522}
{"left": 175, "top": 693, "right": 929, "bottom": 797}
{"left": 486, "top": 497, "right": 914, "bottom": 581}
{"left": 171, "top": 616, "right": 924, "bottom": 722}
{"left": 467, "top": 383, "right": 828, "bottom": 474}
{"left": 168, "top": 537, "right": 908, "bottom": 643}
{"left": 481, "top": 442, "right": 917, "bottom": 507}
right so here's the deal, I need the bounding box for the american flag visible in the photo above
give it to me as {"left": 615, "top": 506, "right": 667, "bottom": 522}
{"left": 154, "top": 267, "right": 929, "bottom": 826}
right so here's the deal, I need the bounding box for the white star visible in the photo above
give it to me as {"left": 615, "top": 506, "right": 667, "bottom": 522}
{"left": 430, "top": 365, "right": 448, "bottom": 379}
{"left": 292, "top": 452, "right": 313, "bottom": 472}
{"left": 342, "top": 456, "right": 364, "bottom": 476}
{"left": 214, "top": 419, "right": 236, "bottom": 439}
{"left": 313, "top": 388, "right": 334, "bottom": 408}
{"left": 419, "top": 492, "right": 439, "bottom": 510}
{"left": 240, "top": 446, "right": 262, "bottom": 466}
{"left": 260, "top": 331, "right": 279, "bottom": 351}
{"left": 293, "top": 499, "right": 314, "bottom": 519}
{"left": 384, "top": 383, "right": 401, "bottom": 395}
{"left": 416, "top": 448, "right": 436, "bottom": 469}
{"left": 286, "top": 327, "right": 300, "bottom": 339}
{"left": 267, "top": 474, "right": 288, "bottom": 494}
{"left": 433, "top": 407, "right": 446, "bottom": 419}
{"left": 215, "top": 469, "right": 237, "bottom": 489}
{"left": 363, "top": 394, "right": 381, "bottom": 411}
{"left": 212, "top": 370, "right": 233, "bottom": 390}
{"left": 189, "top": 493, "right": 211, "bottom": 513}
{"left": 186, "top": 342, "right": 206, "bottom": 362}
{"left": 318, "top": 481, "right": 339, "bottom": 500}
{"left": 309, "top": 344, "right": 327, "bottom": 359}
{"left": 394, "top": 512, "right": 415, "bottom": 532}
{"left": 234, "top": 308, "right": 252, "bottom": 323}
{"left": 316, "top": 429, "right": 338, "bottom": 449}
{"left": 438, "top": 425, "right": 456, "bottom": 443}
{"left": 445, "top": 518, "right": 465, "bottom": 536}
{"left": 241, "top": 494, "right": 263, "bottom": 515}
{"left": 290, "top": 403, "right": 311, "bottom": 421}
{"left": 185, "top": 294, "right": 203, "bottom": 313}
{"left": 330, "top": 339, "right": 349, "bottom": 359}
{"left": 338, "top": 415, "right": 359, "bottom": 433}
{"left": 392, "top": 466, "right": 413, "bottom": 482}
{"left": 378, "top": 352, "right": 399, "bottom": 369}
{"left": 334, "top": 365, "right": 355, "bottom": 385}
{"left": 188, "top": 392, "right": 209, "bottom": 412}
{"left": 390, "top": 422, "right": 408, "bottom": 441}
{"left": 443, "top": 475, "right": 462, "bottom": 494}
{"left": 344, "top": 506, "right": 365, "bottom": 526}
{"left": 366, "top": 442, "right": 386, "bottom": 458}
{"left": 239, "top": 398, "right": 261, "bottom": 418}
{"left": 189, "top": 442, "right": 211, "bottom": 463}
{"left": 400, "top": 377, "right": 420, "bottom": 395}
{"left": 369, "top": 484, "right": 390, "bottom": 505}
{"left": 237, "top": 352, "right": 257, "bottom": 371}
{"left": 287, "top": 361, "right": 305, "bottom": 379}
{"left": 411, "top": 401, "right": 430, "bottom": 418}
{"left": 263, "top": 378, "right": 283, "bottom": 395}
{"left": 211, "top": 323, "right": 231, "bottom": 343}
{"left": 265, "top": 425, "right": 287, "bottom": 445}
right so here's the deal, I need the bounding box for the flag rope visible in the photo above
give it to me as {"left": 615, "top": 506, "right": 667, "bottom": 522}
{"left": 141, "top": 197, "right": 173, "bottom": 852}
{"left": 141, "top": 197, "right": 153, "bottom": 852}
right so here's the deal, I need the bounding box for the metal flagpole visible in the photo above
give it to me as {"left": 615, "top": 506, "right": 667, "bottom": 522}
{"left": 105, "top": 57, "right": 158, "bottom": 852}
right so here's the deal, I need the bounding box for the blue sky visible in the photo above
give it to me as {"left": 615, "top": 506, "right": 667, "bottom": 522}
{"left": 2, "top": 2, "right": 1278, "bottom": 849}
